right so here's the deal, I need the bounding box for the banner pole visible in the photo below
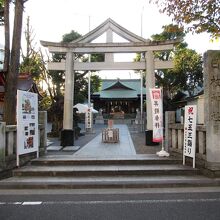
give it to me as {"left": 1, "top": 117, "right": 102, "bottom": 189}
{"left": 16, "top": 154, "right": 19, "bottom": 167}
{"left": 193, "top": 156, "right": 195, "bottom": 168}
{"left": 183, "top": 154, "right": 185, "bottom": 165}
{"left": 156, "top": 87, "right": 169, "bottom": 157}
{"left": 156, "top": 137, "right": 169, "bottom": 157}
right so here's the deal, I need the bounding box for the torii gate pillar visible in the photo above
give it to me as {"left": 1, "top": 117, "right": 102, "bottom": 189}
{"left": 145, "top": 51, "right": 158, "bottom": 145}
{"left": 60, "top": 51, "right": 75, "bottom": 147}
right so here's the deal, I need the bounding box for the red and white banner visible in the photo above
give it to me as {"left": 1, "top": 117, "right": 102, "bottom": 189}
{"left": 150, "top": 88, "right": 163, "bottom": 142}
{"left": 183, "top": 105, "right": 197, "bottom": 167}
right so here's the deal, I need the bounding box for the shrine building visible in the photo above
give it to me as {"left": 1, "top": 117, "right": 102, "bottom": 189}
{"left": 92, "top": 78, "right": 146, "bottom": 115}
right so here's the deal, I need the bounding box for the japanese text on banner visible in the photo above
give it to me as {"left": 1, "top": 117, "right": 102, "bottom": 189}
{"left": 86, "top": 107, "right": 92, "bottom": 129}
{"left": 150, "top": 88, "right": 163, "bottom": 142}
{"left": 183, "top": 105, "right": 197, "bottom": 158}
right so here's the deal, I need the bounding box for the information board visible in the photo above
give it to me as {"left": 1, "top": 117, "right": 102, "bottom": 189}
{"left": 183, "top": 105, "right": 197, "bottom": 168}
{"left": 85, "top": 107, "right": 92, "bottom": 129}
{"left": 17, "top": 90, "right": 39, "bottom": 166}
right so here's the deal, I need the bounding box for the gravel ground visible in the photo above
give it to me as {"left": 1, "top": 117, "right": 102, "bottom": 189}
{"left": 129, "top": 132, "right": 161, "bottom": 154}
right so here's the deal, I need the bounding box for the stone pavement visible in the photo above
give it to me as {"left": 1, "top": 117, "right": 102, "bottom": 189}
{"left": 73, "top": 124, "right": 136, "bottom": 157}
{"left": 47, "top": 123, "right": 161, "bottom": 156}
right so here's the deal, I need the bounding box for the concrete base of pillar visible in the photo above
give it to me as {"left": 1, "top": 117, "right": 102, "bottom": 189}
{"left": 145, "top": 130, "right": 159, "bottom": 146}
{"left": 60, "top": 129, "right": 74, "bottom": 147}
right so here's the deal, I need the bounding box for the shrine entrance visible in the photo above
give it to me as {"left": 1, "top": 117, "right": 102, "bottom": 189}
{"left": 41, "top": 18, "right": 180, "bottom": 146}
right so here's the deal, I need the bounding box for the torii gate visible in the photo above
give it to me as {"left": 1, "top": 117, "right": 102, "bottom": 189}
{"left": 41, "top": 18, "right": 180, "bottom": 146}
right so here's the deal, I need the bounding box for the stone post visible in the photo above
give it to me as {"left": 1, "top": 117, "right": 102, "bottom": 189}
{"left": 0, "top": 122, "right": 6, "bottom": 168}
{"left": 204, "top": 50, "right": 220, "bottom": 170}
{"left": 38, "top": 111, "right": 47, "bottom": 154}
{"left": 165, "top": 111, "right": 175, "bottom": 151}
{"left": 61, "top": 51, "right": 75, "bottom": 146}
{"left": 145, "top": 50, "right": 156, "bottom": 145}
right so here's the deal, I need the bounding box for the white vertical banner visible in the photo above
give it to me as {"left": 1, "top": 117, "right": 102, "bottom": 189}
{"left": 85, "top": 107, "right": 92, "bottom": 129}
{"left": 183, "top": 105, "right": 197, "bottom": 168}
{"left": 150, "top": 88, "right": 163, "bottom": 143}
{"left": 17, "top": 90, "right": 39, "bottom": 166}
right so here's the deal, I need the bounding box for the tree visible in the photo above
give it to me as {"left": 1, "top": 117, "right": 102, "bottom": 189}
{"left": 0, "top": 0, "right": 10, "bottom": 74}
{"left": 20, "top": 16, "right": 44, "bottom": 84}
{"left": 20, "top": 17, "right": 39, "bottom": 75}
{"left": 151, "top": 24, "right": 203, "bottom": 100}
{"left": 52, "top": 30, "right": 102, "bottom": 105}
{"left": 135, "top": 24, "right": 203, "bottom": 110}
{"left": 150, "top": 0, "right": 220, "bottom": 39}
{"left": 135, "top": 25, "right": 186, "bottom": 99}
{"left": 151, "top": 24, "right": 187, "bottom": 100}
{"left": 173, "top": 48, "right": 203, "bottom": 96}
{"left": 0, "top": 0, "right": 4, "bottom": 24}
{"left": 62, "top": 30, "right": 81, "bottom": 43}
{"left": 47, "top": 30, "right": 102, "bottom": 136}
{"left": 3, "top": 0, "right": 28, "bottom": 124}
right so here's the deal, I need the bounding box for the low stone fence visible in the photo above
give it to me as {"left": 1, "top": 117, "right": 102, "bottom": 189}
{"left": 165, "top": 111, "right": 206, "bottom": 168}
{"left": 0, "top": 111, "right": 47, "bottom": 171}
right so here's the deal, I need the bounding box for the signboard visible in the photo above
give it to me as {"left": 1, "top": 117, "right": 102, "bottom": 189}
{"left": 108, "top": 130, "right": 113, "bottom": 138}
{"left": 183, "top": 105, "right": 197, "bottom": 168}
{"left": 150, "top": 88, "right": 163, "bottom": 142}
{"left": 85, "top": 107, "right": 92, "bottom": 129}
{"left": 17, "top": 90, "right": 39, "bottom": 166}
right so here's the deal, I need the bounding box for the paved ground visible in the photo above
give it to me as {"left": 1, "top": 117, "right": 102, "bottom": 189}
{"left": 47, "top": 123, "right": 161, "bottom": 156}
{"left": 1, "top": 191, "right": 220, "bottom": 220}
{"left": 73, "top": 124, "right": 136, "bottom": 157}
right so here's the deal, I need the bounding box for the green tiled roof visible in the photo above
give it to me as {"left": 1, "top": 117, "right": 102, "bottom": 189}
{"left": 100, "top": 90, "right": 138, "bottom": 98}
{"left": 93, "top": 79, "right": 146, "bottom": 99}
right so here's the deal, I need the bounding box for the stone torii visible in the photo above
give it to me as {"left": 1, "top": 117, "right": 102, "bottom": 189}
{"left": 41, "top": 18, "right": 181, "bottom": 146}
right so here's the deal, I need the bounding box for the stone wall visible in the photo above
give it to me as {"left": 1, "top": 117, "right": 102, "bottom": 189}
{"left": 0, "top": 111, "right": 47, "bottom": 177}
{"left": 204, "top": 50, "right": 220, "bottom": 170}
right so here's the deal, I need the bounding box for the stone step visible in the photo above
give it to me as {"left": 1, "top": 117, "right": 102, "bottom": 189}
{"left": 30, "top": 155, "right": 182, "bottom": 166}
{"left": 13, "top": 164, "right": 200, "bottom": 177}
{"left": 0, "top": 175, "right": 219, "bottom": 189}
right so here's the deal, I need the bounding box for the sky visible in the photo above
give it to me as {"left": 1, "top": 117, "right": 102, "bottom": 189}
{"left": 0, "top": 0, "right": 219, "bottom": 78}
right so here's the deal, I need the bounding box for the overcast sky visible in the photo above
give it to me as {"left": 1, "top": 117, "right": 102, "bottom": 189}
{"left": 23, "top": 0, "right": 219, "bottom": 52}
{"left": 0, "top": 0, "right": 219, "bottom": 78}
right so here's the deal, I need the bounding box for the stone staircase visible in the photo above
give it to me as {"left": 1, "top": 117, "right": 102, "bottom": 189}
{"left": 0, "top": 155, "right": 219, "bottom": 189}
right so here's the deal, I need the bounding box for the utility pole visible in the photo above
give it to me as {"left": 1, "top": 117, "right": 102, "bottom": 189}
{"left": 86, "top": 15, "right": 93, "bottom": 133}
{"left": 88, "top": 15, "right": 91, "bottom": 108}
{"left": 140, "top": 6, "right": 144, "bottom": 132}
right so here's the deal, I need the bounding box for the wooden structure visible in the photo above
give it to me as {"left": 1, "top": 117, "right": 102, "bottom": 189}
{"left": 102, "top": 128, "right": 119, "bottom": 143}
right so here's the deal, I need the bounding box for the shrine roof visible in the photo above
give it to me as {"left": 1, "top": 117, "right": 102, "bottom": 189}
{"left": 101, "top": 90, "right": 138, "bottom": 99}
{"left": 0, "top": 73, "right": 42, "bottom": 100}
{"left": 93, "top": 79, "right": 146, "bottom": 99}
